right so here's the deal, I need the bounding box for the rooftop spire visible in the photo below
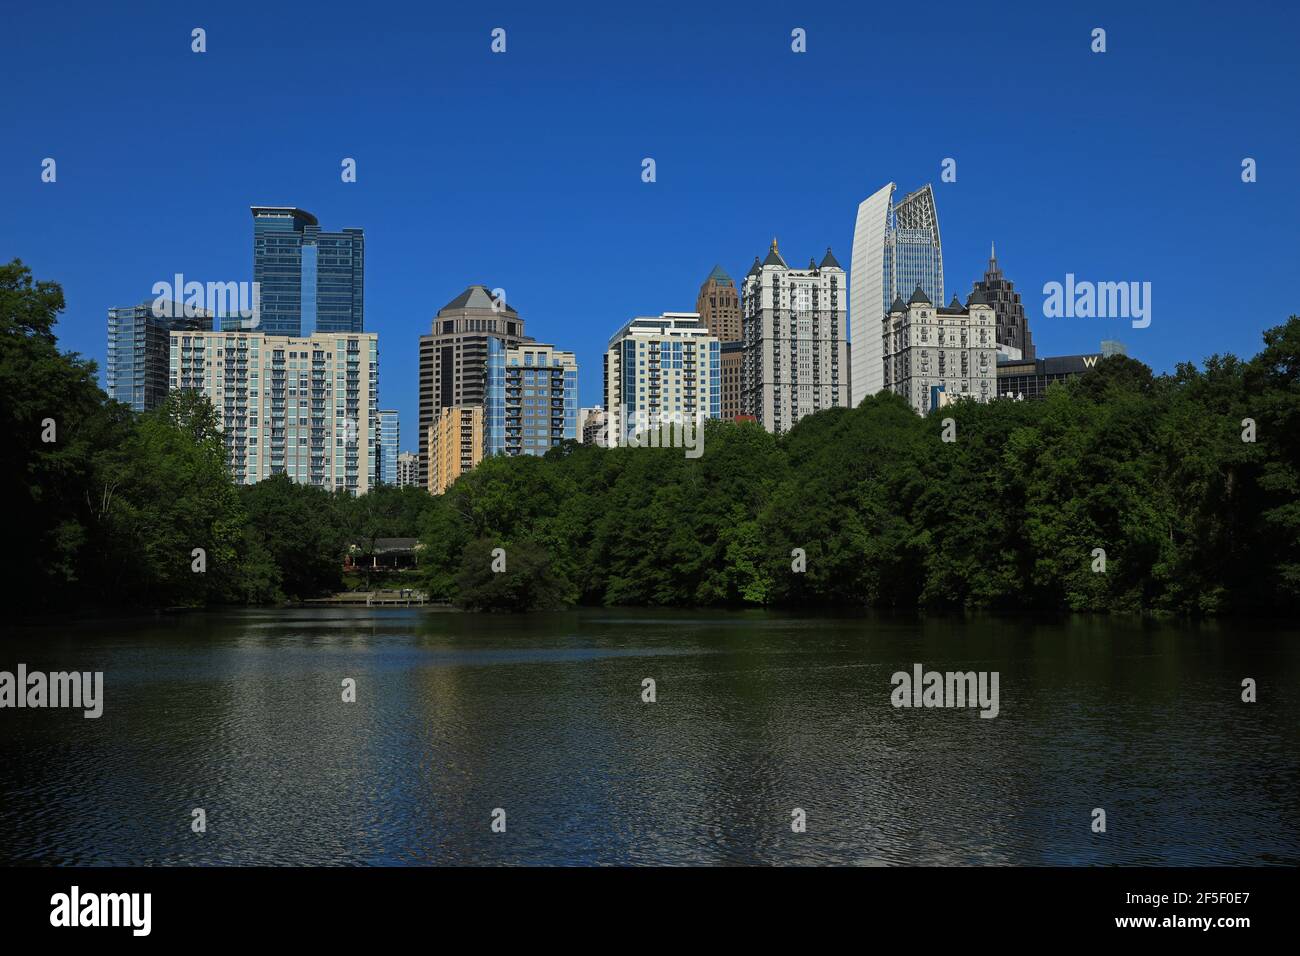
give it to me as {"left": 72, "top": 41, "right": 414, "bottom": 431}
{"left": 986, "top": 240, "right": 1002, "bottom": 279}
{"left": 762, "top": 237, "right": 787, "bottom": 268}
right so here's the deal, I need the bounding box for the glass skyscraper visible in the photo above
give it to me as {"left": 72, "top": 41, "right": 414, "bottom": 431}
{"left": 485, "top": 338, "right": 578, "bottom": 457}
{"left": 250, "top": 207, "right": 364, "bottom": 336}
{"left": 850, "top": 183, "right": 944, "bottom": 405}
{"left": 106, "top": 302, "right": 211, "bottom": 411}
{"left": 377, "top": 409, "right": 400, "bottom": 484}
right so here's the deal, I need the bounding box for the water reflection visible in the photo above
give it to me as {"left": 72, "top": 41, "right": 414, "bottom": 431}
{"left": 0, "top": 609, "right": 1296, "bottom": 865}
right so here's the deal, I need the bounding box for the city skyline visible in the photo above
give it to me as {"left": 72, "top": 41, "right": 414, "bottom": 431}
{"left": 5, "top": 1, "right": 1298, "bottom": 455}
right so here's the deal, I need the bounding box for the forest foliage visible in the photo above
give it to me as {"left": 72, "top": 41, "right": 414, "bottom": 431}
{"left": 5, "top": 259, "right": 1298, "bottom": 616}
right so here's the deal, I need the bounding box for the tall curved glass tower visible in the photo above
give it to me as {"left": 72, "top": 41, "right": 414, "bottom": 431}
{"left": 849, "top": 183, "right": 943, "bottom": 406}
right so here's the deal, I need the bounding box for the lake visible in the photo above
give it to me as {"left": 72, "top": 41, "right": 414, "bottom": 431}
{"left": 1, "top": 608, "right": 1296, "bottom": 865}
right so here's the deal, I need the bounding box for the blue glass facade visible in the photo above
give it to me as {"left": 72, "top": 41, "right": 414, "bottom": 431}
{"left": 251, "top": 207, "right": 364, "bottom": 336}
{"left": 106, "top": 302, "right": 210, "bottom": 411}
{"left": 888, "top": 228, "right": 943, "bottom": 312}
{"left": 885, "top": 185, "right": 943, "bottom": 315}
{"left": 486, "top": 338, "right": 578, "bottom": 457}
{"left": 377, "top": 409, "right": 399, "bottom": 484}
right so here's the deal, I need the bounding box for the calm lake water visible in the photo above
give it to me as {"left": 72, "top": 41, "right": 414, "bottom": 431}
{"left": 1, "top": 608, "right": 1297, "bottom": 865}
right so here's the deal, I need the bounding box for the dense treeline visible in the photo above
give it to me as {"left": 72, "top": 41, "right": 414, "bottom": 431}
{"left": 6, "top": 259, "right": 1299, "bottom": 617}
{"left": 418, "top": 322, "right": 1300, "bottom": 616}
{"left": 3, "top": 260, "right": 433, "bottom": 614}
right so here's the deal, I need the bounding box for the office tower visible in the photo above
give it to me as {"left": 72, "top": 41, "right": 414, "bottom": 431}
{"left": 970, "top": 242, "right": 1034, "bottom": 360}
{"left": 376, "top": 410, "right": 400, "bottom": 485}
{"left": 720, "top": 340, "right": 744, "bottom": 420}
{"left": 396, "top": 451, "right": 419, "bottom": 488}
{"left": 882, "top": 286, "right": 996, "bottom": 415}
{"left": 604, "top": 313, "right": 720, "bottom": 444}
{"left": 696, "top": 264, "right": 742, "bottom": 342}
{"left": 106, "top": 301, "right": 211, "bottom": 411}
{"left": 577, "top": 406, "right": 604, "bottom": 444}
{"left": 485, "top": 339, "right": 579, "bottom": 457}
{"left": 850, "top": 183, "right": 944, "bottom": 406}
{"left": 250, "top": 206, "right": 364, "bottom": 336}
{"left": 418, "top": 285, "right": 528, "bottom": 488}
{"left": 997, "top": 343, "right": 1116, "bottom": 400}
{"left": 582, "top": 408, "right": 606, "bottom": 446}
{"left": 740, "top": 239, "right": 848, "bottom": 433}
{"left": 170, "top": 328, "right": 379, "bottom": 493}
{"left": 1100, "top": 339, "right": 1128, "bottom": 357}
{"left": 696, "top": 265, "right": 744, "bottom": 420}
{"left": 428, "top": 406, "right": 484, "bottom": 495}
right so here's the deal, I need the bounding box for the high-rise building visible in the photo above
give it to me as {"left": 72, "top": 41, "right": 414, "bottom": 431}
{"left": 577, "top": 406, "right": 605, "bottom": 444}
{"left": 850, "top": 183, "right": 944, "bottom": 406}
{"left": 377, "top": 409, "right": 400, "bottom": 485}
{"left": 106, "top": 301, "right": 210, "bottom": 411}
{"left": 740, "top": 239, "right": 848, "bottom": 433}
{"left": 696, "top": 265, "right": 744, "bottom": 418}
{"left": 170, "top": 328, "right": 379, "bottom": 493}
{"left": 970, "top": 243, "right": 1034, "bottom": 360}
{"left": 428, "top": 406, "right": 483, "bottom": 495}
{"left": 395, "top": 451, "right": 419, "bottom": 488}
{"left": 696, "top": 264, "right": 742, "bottom": 342}
{"left": 418, "top": 285, "right": 528, "bottom": 488}
{"left": 604, "top": 313, "right": 720, "bottom": 444}
{"left": 720, "top": 340, "right": 744, "bottom": 420}
{"left": 250, "top": 206, "right": 364, "bottom": 336}
{"left": 485, "top": 340, "right": 579, "bottom": 457}
{"left": 882, "top": 286, "right": 996, "bottom": 415}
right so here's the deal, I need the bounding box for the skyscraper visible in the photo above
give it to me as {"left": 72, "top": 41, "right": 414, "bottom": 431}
{"left": 170, "top": 328, "right": 379, "bottom": 493}
{"left": 970, "top": 243, "right": 1034, "bottom": 360}
{"left": 577, "top": 406, "right": 604, "bottom": 444}
{"left": 250, "top": 206, "right": 364, "bottom": 336}
{"left": 395, "top": 451, "right": 419, "bottom": 488}
{"left": 485, "top": 339, "right": 578, "bottom": 457}
{"left": 719, "top": 340, "right": 744, "bottom": 421}
{"left": 377, "top": 409, "right": 400, "bottom": 485}
{"left": 696, "top": 265, "right": 743, "bottom": 419}
{"left": 882, "top": 286, "right": 997, "bottom": 415}
{"left": 604, "top": 313, "right": 720, "bottom": 444}
{"left": 428, "top": 406, "right": 484, "bottom": 494}
{"left": 106, "top": 301, "right": 210, "bottom": 411}
{"left": 741, "top": 239, "right": 848, "bottom": 433}
{"left": 696, "top": 265, "right": 742, "bottom": 342}
{"left": 417, "top": 285, "right": 528, "bottom": 488}
{"left": 849, "top": 183, "right": 944, "bottom": 406}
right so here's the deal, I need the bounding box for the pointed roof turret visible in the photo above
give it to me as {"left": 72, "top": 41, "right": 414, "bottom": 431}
{"left": 907, "top": 284, "right": 931, "bottom": 306}
{"left": 889, "top": 295, "right": 909, "bottom": 314}
{"left": 762, "top": 237, "right": 787, "bottom": 268}
{"left": 950, "top": 295, "right": 963, "bottom": 309}
{"left": 819, "top": 246, "right": 841, "bottom": 269}
{"left": 746, "top": 256, "right": 762, "bottom": 278}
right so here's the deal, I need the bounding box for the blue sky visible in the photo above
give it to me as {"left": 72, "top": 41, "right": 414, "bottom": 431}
{"left": 3, "top": 0, "right": 1298, "bottom": 449}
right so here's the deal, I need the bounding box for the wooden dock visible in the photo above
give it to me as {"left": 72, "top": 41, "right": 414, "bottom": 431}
{"left": 302, "top": 590, "right": 448, "bottom": 607}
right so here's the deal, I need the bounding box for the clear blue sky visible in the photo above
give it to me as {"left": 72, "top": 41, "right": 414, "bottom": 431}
{"left": 3, "top": 0, "right": 1298, "bottom": 450}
